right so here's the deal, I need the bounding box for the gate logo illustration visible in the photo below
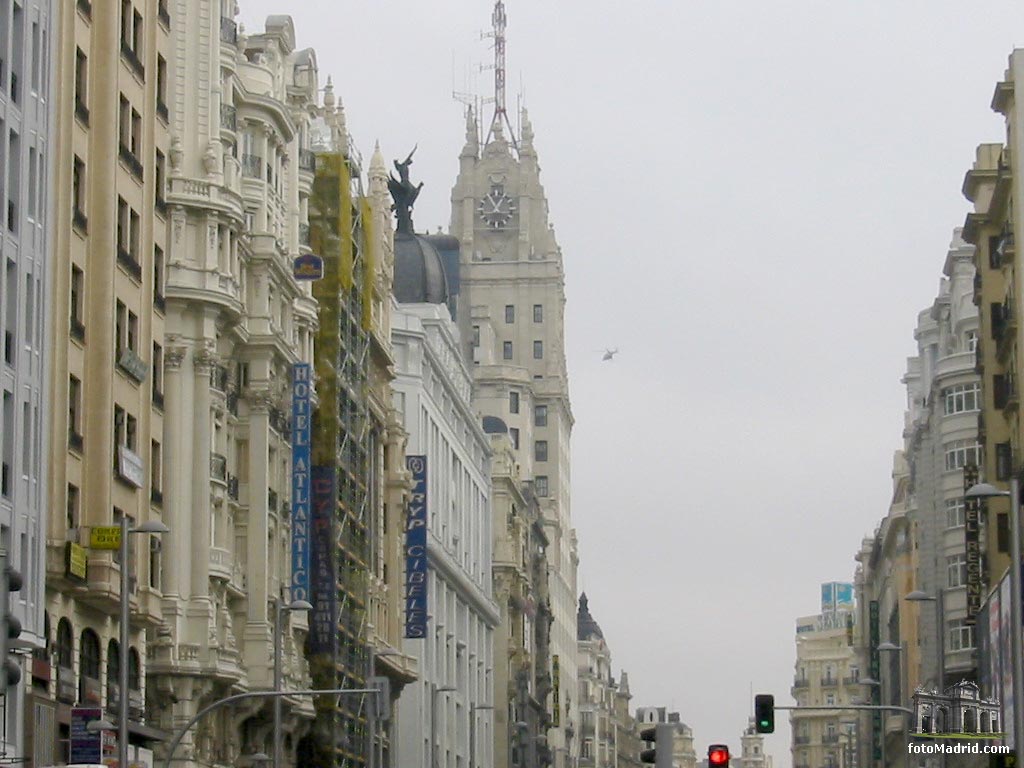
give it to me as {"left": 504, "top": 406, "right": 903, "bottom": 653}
{"left": 912, "top": 681, "right": 1003, "bottom": 740}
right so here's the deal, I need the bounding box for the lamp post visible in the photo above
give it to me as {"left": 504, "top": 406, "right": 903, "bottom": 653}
{"left": 967, "top": 480, "right": 1024, "bottom": 751}
{"left": 273, "top": 595, "right": 312, "bottom": 768}
{"left": 432, "top": 685, "right": 457, "bottom": 768}
{"left": 117, "top": 518, "right": 167, "bottom": 768}
{"left": 368, "top": 646, "right": 403, "bottom": 768}
{"left": 469, "top": 703, "right": 494, "bottom": 768}
{"left": 878, "top": 641, "right": 910, "bottom": 768}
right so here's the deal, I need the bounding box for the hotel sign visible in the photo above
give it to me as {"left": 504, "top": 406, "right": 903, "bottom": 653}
{"left": 90, "top": 526, "right": 122, "bottom": 551}
{"left": 405, "top": 455, "right": 428, "bottom": 639}
{"left": 964, "top": 464, "right": 982, "bottom": 625}
{"left": 293, "top": 253, "right": 324, "bottom": 281}
{"left": 552, "top": 655, "right": 561, "bottom": 727}
{"left": 291, "top": 363, "right": 312, "bottom": 603}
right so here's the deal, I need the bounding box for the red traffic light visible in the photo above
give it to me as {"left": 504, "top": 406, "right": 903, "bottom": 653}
{"left": 709, "top": 746, "right": 730, "bottom": 766}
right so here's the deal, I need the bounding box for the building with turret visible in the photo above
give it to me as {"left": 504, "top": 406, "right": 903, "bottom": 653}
{"left": 446, "top": 5, "right": 578, "bottom": 765}
{"left": 635, "top": 708, "right": 697, "bottom": 768}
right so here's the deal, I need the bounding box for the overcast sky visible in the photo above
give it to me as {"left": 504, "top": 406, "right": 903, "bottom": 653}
{"left": 239, "top": 2, "right": 1022, "bottom": 764}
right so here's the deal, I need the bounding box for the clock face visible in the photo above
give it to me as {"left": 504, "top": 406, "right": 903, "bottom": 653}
{"left": 478, "top": 185, "right": 516, "bottom": 229}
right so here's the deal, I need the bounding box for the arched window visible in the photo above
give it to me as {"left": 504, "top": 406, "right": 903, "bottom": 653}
{"left": 128, "top": 647, "right": 141, "bottom": 691}
{"left": 56, "top": 618, "right": 73, "bottom": 668}
{"left": 106, "top": 639, "right": 120, "bottom": 708}
{"left": 964, "top": 707, "right": 977, "bottom": 733}
{"left": 79, "top": 629, "right": 101, "bottom": 703}
{"left": 936, "top": 708, "right": 948, "bottom": 733}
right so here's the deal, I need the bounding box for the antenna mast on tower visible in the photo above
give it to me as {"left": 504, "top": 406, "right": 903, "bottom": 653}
{"left": 483, "top": 0, "right": 518, "bottom": 149}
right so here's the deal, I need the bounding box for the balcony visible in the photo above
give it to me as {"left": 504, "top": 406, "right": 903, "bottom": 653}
{"left": 210, "top": 547, "right": 232, "bottom": 580}
{"left": 241, "top": 154, "right": 263, "bottom": 178}
{"left": 792, "top": 678, "right": 810, "bottom": 689}
{"left": 794, "top": 736, "right": 810, "bottom": 745}
{"left": 117, "top": 247, "right": 142, "bottom": 282}
{"left": 227, "top": 474, "right": 239, "bottom": 501}
{"left": 72, "top": 207, "right": 88, "bottom": 235}
{"left": 120, "top": 41, "right": 144, "bottom": 80}
{"left": 220, "top": 103, "right": 237, "bottom": 132}
{"left": 210, "top": 453, "right": 227, "bottom": 482}
{"left": 119, "top": 144, "right": 144, "bottom": 182}
{"left": 842, "top": 675, "right": 859, "bottom": 686}
{"left": 220, "top": 17, "right": 238, "bottom": 45}
{"left": 821, "top": 676, "right": 838, "bottom": 687}
{"left": 823, "top": 733, "right": 841, "bottom": 744}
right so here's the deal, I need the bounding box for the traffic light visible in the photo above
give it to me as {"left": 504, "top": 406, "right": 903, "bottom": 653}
{"left": 639, "top": 723, "right": 674, "bottom": 768}
{"left": 754, "top": 693, "right": 775, "bottom": 733}
{"left": 708, "top": 744, "right": 730, "bottom": 768}
{"left": 0, "top": 551, "right": 22, "bottom": 693}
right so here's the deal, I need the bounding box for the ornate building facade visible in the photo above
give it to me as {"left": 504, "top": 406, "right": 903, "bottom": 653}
{"left": 448, "top": 94, "right": 579, "bottom": 768}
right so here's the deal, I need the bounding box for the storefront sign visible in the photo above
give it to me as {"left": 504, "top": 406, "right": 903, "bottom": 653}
{"left": 66, "top": 542, "right": 88, "bottom": 581}
{"left": 90, "top": 526, "right": 121, "bottom": 551}
{"left": 405, "top": 456, "right": 428, "bottom": 639}
{"left": 291, "top": 363, "right": 312, "bottom": 602}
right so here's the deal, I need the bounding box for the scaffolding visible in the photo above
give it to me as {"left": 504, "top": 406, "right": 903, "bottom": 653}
{"left": 308, "top": 147, "right": 372, "bottom": 768}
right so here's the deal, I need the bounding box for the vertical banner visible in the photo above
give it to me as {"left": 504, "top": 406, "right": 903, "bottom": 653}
{"left": 1001, "top": 576, "right": 1014, "bottom": 749}
{"left": 552, "top": 655, "right": 561, "bottom": 727}
{"left": 405, "top": 456, "right": 428, "bottom": 638}
{"left": 964, "top": 464, "right": 982, "bottom": 624}
{"left": 309, "top": 466, "right": 337, "bottom": 656}
{"left": 291, "top": 364, "right": 312, "bottom": 603}
{"left": 869, "top": 600, "right": 882, "bottom": 763}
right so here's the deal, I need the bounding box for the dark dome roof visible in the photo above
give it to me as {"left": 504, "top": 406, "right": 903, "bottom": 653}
{"left": 394, "top": 231, "right": 449, "bottom": 305}
{"left": 482, "top": 416, "right": 509, "bottom": 434}
{"left": 577, "top": 592, "right": 604, "bottom": 641}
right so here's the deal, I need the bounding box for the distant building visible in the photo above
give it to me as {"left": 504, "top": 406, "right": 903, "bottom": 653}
{"left": 635, "top": 707, "right": 697, "bottom": 768}
{"left": 734, "top": 718, "right": 773, "bottom": 768}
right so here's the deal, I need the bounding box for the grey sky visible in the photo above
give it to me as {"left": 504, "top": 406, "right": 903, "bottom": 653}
{"left": 239, "top": 2, "right": 1022, "bottom": 764}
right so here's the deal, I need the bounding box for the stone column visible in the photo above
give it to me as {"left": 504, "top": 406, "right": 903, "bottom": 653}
{"left": 243, "top": 381, "right": 273, "bottom": 683}
{"left": 191, "top": 340, "right": 215, "bottom": 597}
{"left": 161, "top": 339, "right": 190, "bottom": 604}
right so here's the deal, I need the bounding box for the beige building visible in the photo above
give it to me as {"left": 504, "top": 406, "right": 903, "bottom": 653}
{"left": 43, "top": 0, "right": 171, "bottom": 761}
{"left": 734, "top": 718, "right": 772, "bottom": 768}
{"left": 486, "top": 423, "right": 553, "bottom": 768}
{"left": 635, "top": 708, "right": 697, "bottom": 768}
{"left": 791, "top": 609, "right": 860, "bottom": 768}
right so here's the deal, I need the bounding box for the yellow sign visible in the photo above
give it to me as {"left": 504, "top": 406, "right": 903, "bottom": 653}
{"left": 65, "top": 542, "right": 87, "bottom": 581}
{"left": 90, "top": 526, "right": 122, "bottom": 550}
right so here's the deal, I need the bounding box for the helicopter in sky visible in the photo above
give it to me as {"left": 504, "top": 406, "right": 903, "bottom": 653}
{"left": 602, "top": 348, "right": 619, "bottom": 361}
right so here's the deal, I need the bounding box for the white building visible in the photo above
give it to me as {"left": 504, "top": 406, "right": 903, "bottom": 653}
{"left": 0, "top": 0, "right": 52, "bottom": 758}
{"left": 391, "top": 220, "right": 500, "bottom": 768}
{"left": 902, "top": 228, "right": 980, "bottom": 689}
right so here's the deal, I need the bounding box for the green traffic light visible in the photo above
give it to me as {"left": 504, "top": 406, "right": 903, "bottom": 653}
{"left": 759, "top": 720, "right": 769, "bottom": 728}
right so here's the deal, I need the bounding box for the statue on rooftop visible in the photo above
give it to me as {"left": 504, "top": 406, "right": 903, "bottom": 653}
{"left": 388, "top": 146, "right": 423, "bottom": 234}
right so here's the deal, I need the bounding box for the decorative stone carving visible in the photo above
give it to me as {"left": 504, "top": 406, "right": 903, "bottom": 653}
{"left": 165, "top": 345, "right": 188, "bottom": 371}
{"left": 245, "top": 385, "right": 276, "bottom": 411}
{"left": 193, "top": 340, "right": 219, "bottom": 372}
{"left": 169, "top": 136, "right": 183, "bottom": 171}
{"left": 203, "top": 144, "right": 219, "bottom": 176}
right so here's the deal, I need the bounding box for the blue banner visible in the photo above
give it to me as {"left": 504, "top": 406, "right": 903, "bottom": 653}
{"left": 405, "top": 455, "right": 428, "bottom": 638}
{"left": 291, "top": 364, "right": 312, "bottom": 602}
{"left": 309, "top": 466, "right": 337, "bottom": 656}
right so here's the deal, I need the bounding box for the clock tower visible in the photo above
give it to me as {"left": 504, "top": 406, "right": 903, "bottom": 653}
{"left": 446, "top": 7, "right": 578, "bottom": 761}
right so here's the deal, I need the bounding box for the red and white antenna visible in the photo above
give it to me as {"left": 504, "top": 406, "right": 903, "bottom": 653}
{"left": 483, "top": 0, "right": 518, "bottom": 149}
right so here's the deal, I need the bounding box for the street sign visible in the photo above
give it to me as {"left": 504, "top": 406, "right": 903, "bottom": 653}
{"left": 89, "top": 527, "right": 121, "bottom": 550}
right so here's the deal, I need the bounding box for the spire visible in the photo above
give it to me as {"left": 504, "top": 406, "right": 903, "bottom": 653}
{"left": 484, "top": 0, "right": 517, "bottom": 149}
{"left": 370, "top": 141, "right": 386, "bottom": 179}
{"left": 520, "top": 107, "right": 535, "bottom": 158}
{"left": 461, "top": 105, "right": 479, "bottom": 159}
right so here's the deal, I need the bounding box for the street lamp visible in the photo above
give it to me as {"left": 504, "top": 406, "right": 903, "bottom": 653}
{"left": 432, "top": 685, "right": 457, "bottom": 768}
{"left": 368, "top": 646, "right": 403, "bottom": 768}
{"left": 469, "top": 703, "right": 494, "bottom": 768}
{"left": 967, "top": 480, "right": 1024, "bottom": 751}
{"left": 117, "top": 518, "right": 167, "bottom": 768}
{"left": 273, "top": 596, "right": 311, "bottom": 768}
{"left": 878, "top": 641, "right": 910, "bottom": 768}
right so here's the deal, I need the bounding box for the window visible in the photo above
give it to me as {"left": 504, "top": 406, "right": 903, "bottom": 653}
{"left": 943, "top": 383, "right": 981, "bottom": 415}
{"left": 72, "top": 156, "right": 86, "bottom": 224}
{"left": 70, "top": 265, "right": 85, "bottom": 339}
{"left": 79, "top": 629, "right": 101, "bottom": 702}
{"left": 126, "top": 414, "right": 138, "bottom": 451}
{"left": 505, "top": 304, "right": 515, "bottom": 323}
{"left": 115, "top": 300, "right": 126, "bottom": 352}
{"left": 67, "top": 484, "right": 80, "bottom": 530}
{"left": 68, "top": 376, "right": 82, "bottom": 445}
{"left": 155, "top": 150, "right": 166, "bottom": 210}
{"left": 533, "top": 304, "right": 543, "bottom": 323}
{"left": 106, "top": 639, "right": 120, "bottom": 708}
{"left": 535, "top": 404, "right": 548, "bottom": 427}
{"left": 944, "top": 440, "right": 982, "bottom": 472}
{"left": 535, "top": 440, "right": 548, "bottom": 462}
{"left": 966, "top": 330, "right": 978, "bottom": 353}
{"left": 151, "top": 439, "right": 162, "bottom": 493}
{"left": 509, "top": 427, "right": 519, "bottom": 450}
{"left": 113, "top": 404, "right": 125, "bottom": 461}
{"left": 156, "top": 55, "right": 168, "bottom": 117}
{"left": 471, "top": 325, "right": 480, "bottom": 347}
{"left": 536, "top": 476, "right": 549, "bottom": 497}
{"left": 154, "top": 245, "right": 165, "bottom": 308}
{"left": 533, "top": 340, "right": 543, "bottom": 359}
{"left": 152, "top": 343, "right": 164, "bottom": 404}
{"left": 945, "top": 498, "right": 965, "bottom": 528}
{"left": 947, "top": 554, "right": 967, "bottom": 588}
{"left": 74, "top": 48, "right": 88, "bottom": 120}
{"left": 509, "top": 391, "right": 519, "bottom": 414}
{"left": 56, "top": 619, "right": 73, "bottom": 669}
{"left": 503, "top": 341, "right": 513, "bottom": 360}
{"left": 825, "top": 693, "right": 835, "bottom": 706}
{"left": 948, "top": 619, "right": 976, "bottom": 651}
